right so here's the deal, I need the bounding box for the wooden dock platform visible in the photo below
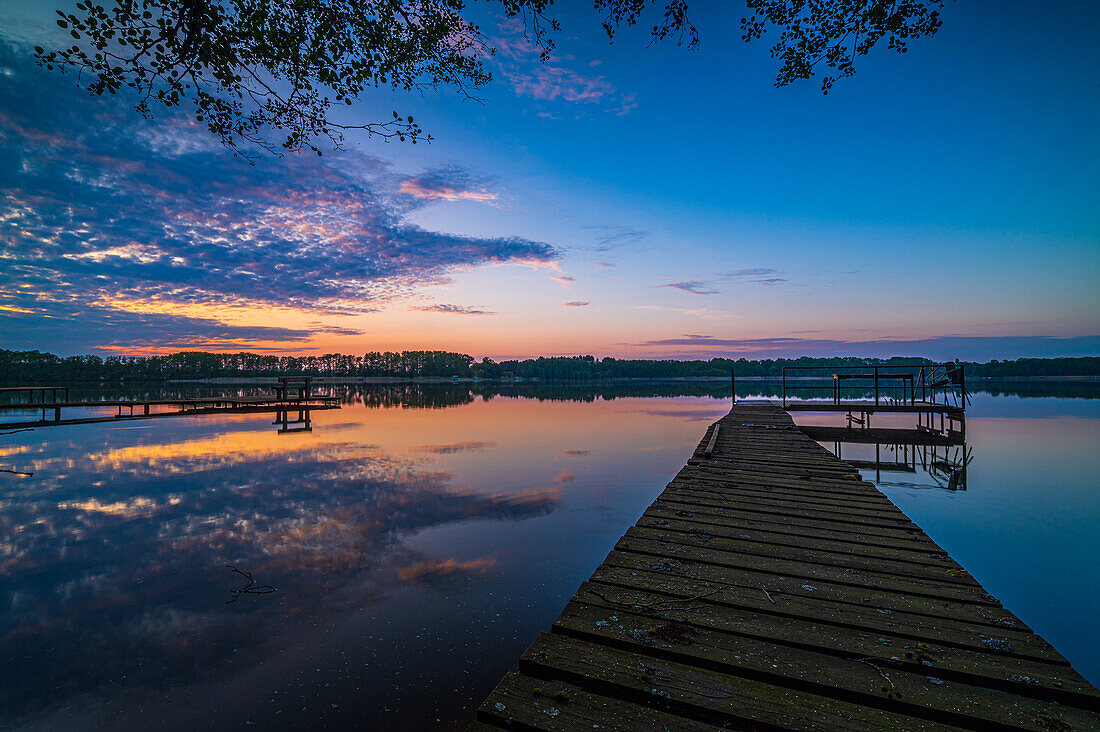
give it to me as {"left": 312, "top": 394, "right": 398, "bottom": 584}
{"left": 0, "top": 395, "right": 341, "bottom": 429}
{"left": 473, "top": 404, "right": 1099, "bottom": 730}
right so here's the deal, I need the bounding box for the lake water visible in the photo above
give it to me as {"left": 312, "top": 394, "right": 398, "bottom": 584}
{"left": 1, "top": 382, "right": 1097, "bottom": 729}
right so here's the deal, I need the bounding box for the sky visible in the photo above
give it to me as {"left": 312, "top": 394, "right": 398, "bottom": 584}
{"left": 1, "top": 0, "right": 1098, "bottom": 361}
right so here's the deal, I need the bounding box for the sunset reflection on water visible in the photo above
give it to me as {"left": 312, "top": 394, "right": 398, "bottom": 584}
{"left": 0, "top": 391, "right": 730, "bottom": 730}
{"left": 0, "top": 385, "right": 1097, "bottom": 729}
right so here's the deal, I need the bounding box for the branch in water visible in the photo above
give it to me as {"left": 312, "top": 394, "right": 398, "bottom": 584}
{"left": 225, "top": 564, "right": 277, "bottom": 604}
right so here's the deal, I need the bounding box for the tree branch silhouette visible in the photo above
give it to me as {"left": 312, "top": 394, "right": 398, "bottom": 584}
{"left": 36, "top": 1, "right": 949, "bottom": 156}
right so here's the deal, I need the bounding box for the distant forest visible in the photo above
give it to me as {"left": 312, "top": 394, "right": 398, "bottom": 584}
{"left": 1, "top": 349, "right": 1098, "bottom": 383}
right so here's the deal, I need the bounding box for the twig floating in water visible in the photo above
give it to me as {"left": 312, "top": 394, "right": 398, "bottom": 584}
{"left": 0, "top": 428, "right": 35, "bottom": 436}
{"left": 225, "top": 564, "right": 277, "bottom": 604}
{"left": 1, "top": 468, "right": 34, "bottom": 477}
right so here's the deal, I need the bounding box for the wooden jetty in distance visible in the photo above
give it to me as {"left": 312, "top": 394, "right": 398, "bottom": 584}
{"left": 0, "top": 376, "right": 339, "bottom": 429}
{"left": 776, "top": 363, "right": 969, "bottom": 439}
{"left": 472, "top": 400, "right": 1099, "bottom": 730}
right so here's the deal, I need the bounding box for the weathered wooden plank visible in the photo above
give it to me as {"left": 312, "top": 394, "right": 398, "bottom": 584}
{"left": 669, "top": 473, "right": 893, "bottom": 502}
{"left": 645, "top": 501, "right": 944, "bottom": 551}
{"left": 693, "top": 441, "right": 854, "bottom": 460}
{"left": 694, "top": 446, "right": 861, "bottom": 470}
{"left": 635, "top": 515, "right": 965, "bottom": 570}
{"left": 573, "top": 580, "right": 1095, "bottom": 702}
{"left": 669, "top": 479, "right": 906, "bottom": 509}
{"left": 601, "top": 549, "right": 1024, "bottom": 630}
{"left": 520, "top": 633, "right": 964, "bottom": 731}
{"left": 626, "top": 526, "right": 981, "bottom": 587}
{"left": 689, "top": 458, "right": 858, "bottom": 481}
{"left": 702, "top": 423, "right": 720, "bottom": 458}
{"left": 617, "top": 536, "right": 1000, "bottom": 605}
{"left": 663, "top": 487, "right": 912, "bottom": 524}
{"left": 652, "top": 491, "right": 919, "bottom": 530}
{"left": 583, "top": 566, "right": 1073, "bottom": 671}
{"left": 476, "top": 672, "right": 720, "bottom": 731}
{"left": 551, "top": 602, "right": 1097, "bottom": 730}
{"left": 670, "top": 472, "right": 888, "bottom": 499}
{"left": 672, "top": 465, "right": 887, "bottom": 495}
{"left": 663, "top": 486, "right": 908, "bottom": 519}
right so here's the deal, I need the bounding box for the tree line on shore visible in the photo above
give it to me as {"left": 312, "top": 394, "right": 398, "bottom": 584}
{"left": 1, "top": 349, "right": 1098, "bottom": 383}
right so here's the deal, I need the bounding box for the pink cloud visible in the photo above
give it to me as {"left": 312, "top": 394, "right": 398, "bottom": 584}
{"left": 506, "top": 65, "right": 615, "bottom": 104}
{"left": 398, "top": 179, "right": 497, "bottom": 202}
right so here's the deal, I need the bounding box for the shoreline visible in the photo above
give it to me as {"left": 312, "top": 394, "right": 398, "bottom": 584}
{"left": 1, "top": 375, "right": 1098, "bottom": 387}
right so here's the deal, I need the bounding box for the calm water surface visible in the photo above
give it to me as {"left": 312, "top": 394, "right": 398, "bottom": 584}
{"left": 0, "top": 383, "right": 1097, "bottom": 729}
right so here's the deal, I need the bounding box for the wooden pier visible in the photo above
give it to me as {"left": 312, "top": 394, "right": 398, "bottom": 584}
{"left": 0, "top": 394, "right": 340, "bottom": 429}
{"left": 473, "top": 404, "right": 1099, "bottom": 730}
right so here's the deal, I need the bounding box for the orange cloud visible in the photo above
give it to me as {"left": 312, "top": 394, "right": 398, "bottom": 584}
{"left": 397, "top": 556, "right": 498, "bottom": 583}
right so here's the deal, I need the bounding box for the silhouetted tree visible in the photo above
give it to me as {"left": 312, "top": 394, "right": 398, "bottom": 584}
{"left": 37, "top": 0, "right": 950, "bottom": 156}
{"left": 2, "top": 349, "right": 1099, "bottom": 384}
{"left": 742, "top": 1, "right": 947, "bottom": 94}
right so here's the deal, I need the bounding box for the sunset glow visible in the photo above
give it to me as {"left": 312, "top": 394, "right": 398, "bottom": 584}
{"left": 1, "top": 2, "right": 1098, "bottom": 361}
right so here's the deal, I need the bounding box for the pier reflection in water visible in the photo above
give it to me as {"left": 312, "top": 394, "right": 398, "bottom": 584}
{"left": 0, "top": 382, "right": 1097, "bottom": 729}
{"left": 801, "top": 419, "right": 972, "bottom": 490}
{"left": 273, "top": 406, "right": 313, "bottom": 433}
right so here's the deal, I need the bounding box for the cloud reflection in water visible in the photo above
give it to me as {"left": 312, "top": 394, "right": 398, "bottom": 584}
{"left": 0, "top": 420, "right": 557, "bottom": 724}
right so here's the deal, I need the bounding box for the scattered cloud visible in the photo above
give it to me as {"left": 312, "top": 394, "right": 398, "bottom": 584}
{"left": 0, "top": 306, "right": 366, "bottom": 354}
{"left": 413, "top": 304, "right": 496, "bottom": 316}
{"left": 552, "top": 470, "right": 576, "bottom": 483}
{"left": 658, "top": 281, "right": 717, "bottom": 295}
{"left": 616, "top": 92, "right": 640, "bottom": 116}
{"left": 551, "top": 275, "right": 575, "bottom": 287}
{"left": 398, "top": 165, "right": 498, "bottom": 202}
{"left": 505, "top": 64, "right": 616, "bottom": 104}
{"left": 584, "top": 225, "right": 648, "bottom": 252}
{"left": 627, "top": 334, "right": 1100, "bottom": 361}
{"left": 562, "top": 301, "right": 590, "bottom": 307}
{"left": 561, "top": 450, "right": 591, "bottom": 457}
{"left": 656, "top": 268, "right": 787, "bottom": 296}
{"left": 724, "top": 268, "right": 777, "bottom": 277}
{"left": 0, "top": 47, "right": 554, "bottom": 353}
{"left": 635, "top": 305, "right": 728, "bottom": 319}
{"left": 491, "top": 22, "right": 637, "bottom": 114}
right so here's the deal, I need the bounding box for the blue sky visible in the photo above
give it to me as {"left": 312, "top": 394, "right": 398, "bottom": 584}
{"left": 1, "top": 0, "right": 1098, "bottom": 359}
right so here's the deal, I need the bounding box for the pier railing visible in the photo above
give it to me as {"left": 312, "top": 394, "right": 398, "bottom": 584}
{"left": 779, "top": 363, "right": 968, "bottom": 411}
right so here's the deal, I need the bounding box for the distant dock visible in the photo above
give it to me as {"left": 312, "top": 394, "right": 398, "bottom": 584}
{"left": 472, "top": 398, "right": 1099, "bottom": 729}
{"left": 0, "top": 377, "right": 339, "bottom": 429}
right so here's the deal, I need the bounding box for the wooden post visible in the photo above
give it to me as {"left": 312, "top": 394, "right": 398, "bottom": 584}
{"left": 959, "top": 364, "right": 966, "bottom": 411}
{"left": 730, "top": 369, "right": 736, "bottom": 405}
